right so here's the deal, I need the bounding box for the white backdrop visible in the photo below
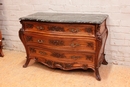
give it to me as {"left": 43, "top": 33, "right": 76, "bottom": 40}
{"left": 0, "top": 0, "right": 130, "bottom": 66}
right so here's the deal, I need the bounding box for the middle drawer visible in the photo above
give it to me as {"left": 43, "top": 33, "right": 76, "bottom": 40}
{"left": 24, "top": 34, "right": 96, "bottom": 52}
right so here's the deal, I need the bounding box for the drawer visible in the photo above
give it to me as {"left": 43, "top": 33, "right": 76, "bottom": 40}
{"left": 24, "top": 34, "right": 96, "bottom": 52}
{"left": 27, "top": 46, "right": 95, "bottom": 64}
{"left": 23, "top": 21, "right": 95, "bottom": 37}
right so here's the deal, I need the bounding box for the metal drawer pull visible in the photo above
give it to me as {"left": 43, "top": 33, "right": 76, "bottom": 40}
{"left": 37, "top": 40, "right": 43, "bottom": 43}
{"left": 70, "top": 43, "right": 80, "bottom": 48}
{"left": 69, "top": 28, "right": 79, "bottom": 33}
{"left": 71, "top": 56, "right": 81, "bottom": 59}
{"left": 36, "top": 26, "right": 44, "bottom": 30}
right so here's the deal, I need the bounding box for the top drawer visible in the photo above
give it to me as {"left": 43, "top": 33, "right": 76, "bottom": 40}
{"left": 22, "top": 21, "right": 95, "bottom": 37}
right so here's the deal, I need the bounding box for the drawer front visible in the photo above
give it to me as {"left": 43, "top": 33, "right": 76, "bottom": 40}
{"left": 23, "top": 21, "right": 95, "bottom": 37}
{"left": 24, "top": 34, "right": 96, "bottom": 52}
{"left": 28, "top": 46, "right": 95, "bottom": 64}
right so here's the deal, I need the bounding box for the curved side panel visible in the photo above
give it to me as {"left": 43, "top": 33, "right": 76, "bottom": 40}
{"left": 19, "top": 28, "right": 33, "bottom": 68}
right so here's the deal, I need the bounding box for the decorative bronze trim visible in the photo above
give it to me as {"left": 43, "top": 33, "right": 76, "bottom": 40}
{"left": 85, "top": 27, "right": 93, "bottom": 33}
{"left": 39, "top": 51, "right": 47, "bottom": 56}
{"left": 87, "top": 42, "right": 94, "bottom": 48}
{"left": 69, "top": 28, "right": 79, "bottom": 33}
{"left": 64, "top": 63, "right": 73, "bottom": 68}
{"left": 36, "top": 26, "right": 44, "bottom": 30}
{"left": 45, "top": 60, "right": 53, "bottom": 67}
{"left": 49, "top": 40, "right": 64, "bottom": 46}
{"left": 37, "top": 39, "right": 44, "bottom": 44}
{"left": 25, "top": 24, "right": 33, "bottom": 28}
{"left": 96, "top": 25, "right": 102, "bottom": 41}
{"left": 51, "top": 52, "right": 66, "bottom": 58}
{"left": 82, "top": 64, "right": 88, "bottom": 70}
{"left": 26, "top": 36, "right": 33, "bottom": 42}
{"left": 39, "top": 58, "right": 90, "bottom": 70}
{"left": 48, "top": 26, "right": 64, "bottom": 32}
{"left": 70, "top": 43, "right": 80, "bottom": 48}
{"left": 86, "top": 55, "right": 93, "bottom": 61}
{"left": 30, "top": 48, "right": 36, "bottom": 53}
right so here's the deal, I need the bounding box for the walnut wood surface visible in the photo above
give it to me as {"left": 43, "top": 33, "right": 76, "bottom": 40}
{"left": 19, "top": 16, "right": 108, "bottom": 81}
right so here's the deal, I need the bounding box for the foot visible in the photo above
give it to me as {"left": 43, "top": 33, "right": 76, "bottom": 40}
{"left": 102, "top": 54, "right": 108, "bottom": 65}
{"left": 95, "top": 68, "right": 101, "bottom": 81}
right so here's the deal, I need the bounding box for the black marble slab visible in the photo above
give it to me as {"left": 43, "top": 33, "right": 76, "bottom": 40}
{"left": 20, "top": 12, "right": 108, "bottom": 24}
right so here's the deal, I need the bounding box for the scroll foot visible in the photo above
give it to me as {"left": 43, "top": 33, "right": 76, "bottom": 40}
{"left": 95, "top": 68, "right": 101, "bottom": 81}
{"left": 23, "top": 58, "right": 31, "bottom": 68}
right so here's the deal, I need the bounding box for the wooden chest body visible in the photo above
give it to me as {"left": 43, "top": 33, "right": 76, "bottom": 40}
{"left": 19, "top": 12, "right": 108, "bottom": 81}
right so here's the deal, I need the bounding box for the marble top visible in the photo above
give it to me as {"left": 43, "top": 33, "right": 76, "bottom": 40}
{"left": 20, "top": 12, "right": 108, "bottom": 24}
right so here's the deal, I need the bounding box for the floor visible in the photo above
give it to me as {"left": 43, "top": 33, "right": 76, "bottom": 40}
{"left": 0, "top": 50, "right": 130, "bottom": 87}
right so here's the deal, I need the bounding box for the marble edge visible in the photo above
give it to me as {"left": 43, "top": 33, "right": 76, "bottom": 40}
{"left": 19, "top": 12, "right": 108, "bottom": 24}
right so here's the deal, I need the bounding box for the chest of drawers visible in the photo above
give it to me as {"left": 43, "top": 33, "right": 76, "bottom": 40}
{"left": 19, "top": 12, "right": 108, "bottom": 81}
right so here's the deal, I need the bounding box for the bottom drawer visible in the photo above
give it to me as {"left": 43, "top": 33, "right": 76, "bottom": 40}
{"left": 27, "top": 46, "right": 95, "bottom": 70}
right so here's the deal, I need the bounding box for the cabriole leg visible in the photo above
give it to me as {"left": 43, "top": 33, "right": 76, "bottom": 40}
{"left": 95, "top": 68, "right": 101, "bottom": 81}
{"left": 23, "top": 58, "right": 31, "bottom": 68}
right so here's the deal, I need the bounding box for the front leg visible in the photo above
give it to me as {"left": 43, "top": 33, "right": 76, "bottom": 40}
{"left": 95, "top": 68, "right": 101, "bottom": 81}
{"left": 23, "top": 57, "right": 31, "bottom": 68}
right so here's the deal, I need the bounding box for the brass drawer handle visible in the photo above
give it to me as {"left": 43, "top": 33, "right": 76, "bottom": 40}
{"left": 69, "top": 28, "right": 79, "bottom": 33}
{"left": 70, "top": 43, "right": 80, "bottom": 48}
{"left": 37, "top": 40, "right": 44, "bottom": 43}
{"left": 36, "top": 26, "right": 44, "bottom": 30}
{"left": 49, "top": 40, "right": 64, "bottom": 46}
